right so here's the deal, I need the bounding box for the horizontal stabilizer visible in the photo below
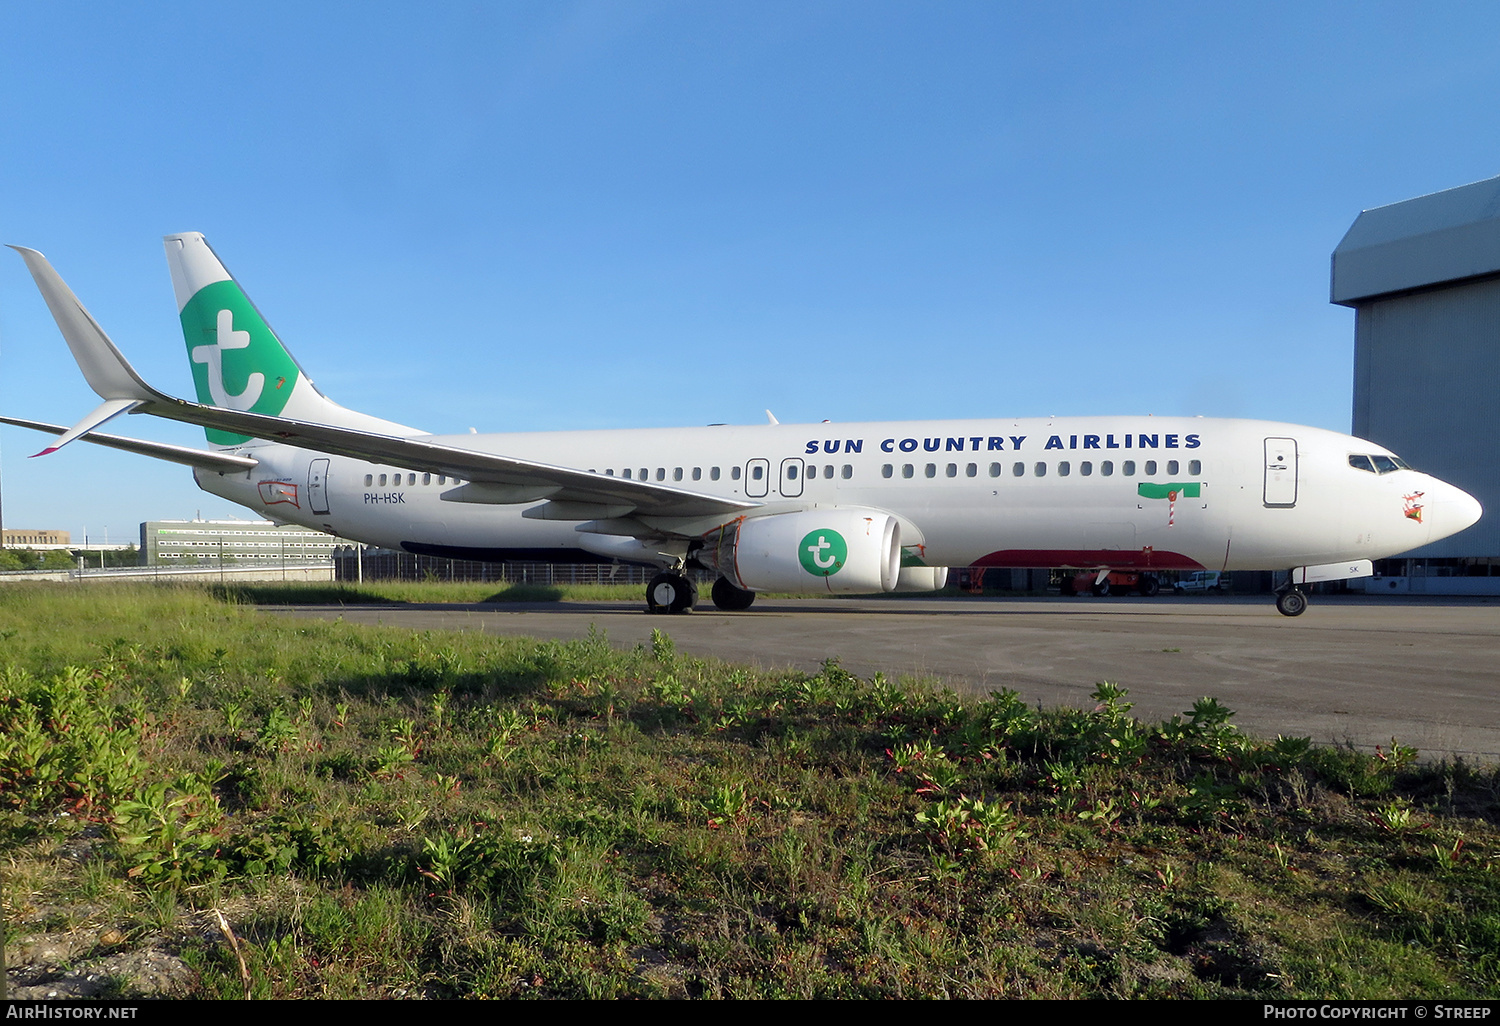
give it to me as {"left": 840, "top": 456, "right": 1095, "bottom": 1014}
{"left": 30, "top": 398, "right": 142, "bottom": 457}
{"left": 0, "top": 415, "right": 260, "bottom": 472}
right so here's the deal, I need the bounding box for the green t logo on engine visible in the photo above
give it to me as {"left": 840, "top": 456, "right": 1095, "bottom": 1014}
{"left": 798, "top": 529, "right": 848, "bottom": 577}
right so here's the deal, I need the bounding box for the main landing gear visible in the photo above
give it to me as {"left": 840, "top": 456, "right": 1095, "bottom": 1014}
{"left": 644, "top": 573, "right": 757, "bottom": 614}
{"left": 711, "top": 576, "right": 756, "bottom": 611}
{"left": 1275, "top": 586, "right": 1308, "bottom": 617}
{"left": 646, "top": 572, "right": 697, "bottom": 615}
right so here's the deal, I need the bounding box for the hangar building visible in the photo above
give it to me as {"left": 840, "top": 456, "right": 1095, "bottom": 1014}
{"left": 1332, "top": 174, "right": 1500, "bottom": 591}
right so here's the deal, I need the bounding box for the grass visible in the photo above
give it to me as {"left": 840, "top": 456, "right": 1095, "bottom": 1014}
{"left": 3, "top": 582, "right": 1500, "bottom": 999}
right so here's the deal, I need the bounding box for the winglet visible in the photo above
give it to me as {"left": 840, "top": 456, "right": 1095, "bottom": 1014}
{"left": 8, "top": 246, "right": 163, "bottom": 404}
{"left": 29, "top": 397, "right": 143, "bottom": 457}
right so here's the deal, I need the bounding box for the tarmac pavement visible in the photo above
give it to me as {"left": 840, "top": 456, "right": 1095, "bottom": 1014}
{"left": 273, "top": 594, "right": 1500, "bottom": 761}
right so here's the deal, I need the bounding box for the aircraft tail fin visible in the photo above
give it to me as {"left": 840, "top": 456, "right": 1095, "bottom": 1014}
{"left": 164, "top": 233, "right": 422, "bottom": 446}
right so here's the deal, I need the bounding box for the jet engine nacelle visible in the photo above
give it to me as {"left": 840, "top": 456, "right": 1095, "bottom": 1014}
{"left": 697, "top": 508, "right": 901, "bottom": 594}
{"left": 894, "top": 566, "right": 949, "bottom": 592}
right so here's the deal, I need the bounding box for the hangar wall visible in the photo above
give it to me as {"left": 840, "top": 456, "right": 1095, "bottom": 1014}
{"left": 1334, "top": 174, "right": 1500, "bottom": 562}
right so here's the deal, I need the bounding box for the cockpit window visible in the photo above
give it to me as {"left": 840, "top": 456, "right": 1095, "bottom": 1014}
{"left": 1350, "top": 453, "right": 1410, "bottom": 474}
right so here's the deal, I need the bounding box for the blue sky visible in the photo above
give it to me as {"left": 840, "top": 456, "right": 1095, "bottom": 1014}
{"left": 2, "top": 1, "right": 1499, "bottom": 541}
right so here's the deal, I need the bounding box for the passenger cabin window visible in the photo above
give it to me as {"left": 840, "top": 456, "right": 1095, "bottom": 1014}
{"left": 882, "top": 464, "right": 893, "bottom": 478}
{"left": 787, "top": 465, "right": 798, "bottom": 479}
{"left": 1189, "top": 460, "right": 1201, "bottom": 475}
{"left": 731, "top": 467, "right": 741, "bottom": 480}
{"left": 751, "top": 465, "right": 763, "bottom": 480}
{"left": 1080, "top": 461, "right": 1093, "bottom": 476}
{"left": 1144, "top": 460, "right": 1157, "bottom": 475}
{"left": 711, "top": 467, "right": 721, "bottom": 480}
{"left": 1057, "top": 461, "right": 1070, "bottom": 477}
{"left": 1167, "top": 460, "right": 1179, "bottom": 475}
{"left": 946, "top": 463, "right": 958, "bottom": 478}
{"left": 988, "top": 463, "right": 1001, "bottom": 477}
{"left": 674, "top": 468, "right": 683, "bottom": 481}
{"left": 1101, "top": 461, "right": 1113, "bottom": 476}
{"left": 378, "top": 474, "right": 387, "bottom": 486}
{"left": 692, "top": 467, "right": 701, "bottom": 481}
{"left": 925, "top": 464, "right": 936, "bottom": 478}
{"left": 623, "top": 469, "right": 632, "bottom": 479}
{"left": 966, "top": 463, "right": 977, "bottom": 477}
{"left": 1123, "top": 461, "right": 1136, "bottom": 476}
{"left": 902, "top": 464, "right": 914, "bottom": 479}
{"left": 1012, "top": 462, "right": 1024, "bottom": 477}
{"left": 842, "top": 465, "right": 852, "bottom": 479}
{"left": 1034, "top": 462, "right": 1046, "bottom": 477}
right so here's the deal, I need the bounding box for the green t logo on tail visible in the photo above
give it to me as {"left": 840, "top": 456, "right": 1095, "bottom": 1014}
{"left": 799, "top": 528, "right": 848, "bottom": 577}
{"left": 180, "top": 281, "right": 300, "bottom": 444}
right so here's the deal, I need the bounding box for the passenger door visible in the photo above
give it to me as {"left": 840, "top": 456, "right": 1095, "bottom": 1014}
{"left": 1263, "top": 437, "right": 1298, "bottom": 508}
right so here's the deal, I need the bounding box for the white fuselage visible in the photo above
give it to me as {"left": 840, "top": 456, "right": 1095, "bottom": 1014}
{"left": 193, "top": 415, "right": 1479, "bottom": 574}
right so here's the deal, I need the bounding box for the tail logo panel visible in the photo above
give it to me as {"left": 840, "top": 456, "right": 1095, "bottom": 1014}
{"left": 180, "top": 280, "right": 301, "bottom": 443}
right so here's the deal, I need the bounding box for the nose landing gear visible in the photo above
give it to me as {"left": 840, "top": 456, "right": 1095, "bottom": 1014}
{"left": 1274, "top": 586, "right": 1308, "bottom": 617}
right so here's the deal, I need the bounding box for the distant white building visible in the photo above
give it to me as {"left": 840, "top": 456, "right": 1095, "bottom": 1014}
{"left": 140, "top": 519, "right": 339, "bottom": 566}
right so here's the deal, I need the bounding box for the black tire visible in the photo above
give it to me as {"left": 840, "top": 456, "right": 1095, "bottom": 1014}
{"left": 1137, "top": 575, "right": 1160, "bottom": 597}
{"left": 1275, "top": 589, "right": 1308, "bottom": 617}
{"left": 1091, "top": 580, "right": 1111, "bottom": 597}
{"left": 646, "top": 572, "right": 697, "bottom": 614}
{"left": 711, "top": 576, "right": 756, "bottom": 611}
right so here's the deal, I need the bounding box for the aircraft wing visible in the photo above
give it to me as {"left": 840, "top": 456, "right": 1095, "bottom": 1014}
{"left": 12, "top": 244, "right": 753, "bottom": 521}
{"left": 0, "top": 414, "right": 260, "bottom": 472}
{"left": 137, "top": 394, "right": 754, "bottom": 517}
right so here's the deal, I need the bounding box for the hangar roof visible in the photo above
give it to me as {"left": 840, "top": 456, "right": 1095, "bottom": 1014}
{"left": 1332, "top": 173, "right": 1500, "bottom": 306}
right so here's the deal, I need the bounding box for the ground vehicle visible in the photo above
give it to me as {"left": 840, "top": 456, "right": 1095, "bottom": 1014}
{"left": 1066, "top": 570, "right": 1161, "bottom": 597}
{"left": 1174, "top": 571, "right": 1229, "bottom": 594}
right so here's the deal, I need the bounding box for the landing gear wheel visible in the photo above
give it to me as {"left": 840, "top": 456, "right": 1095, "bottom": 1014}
{"left": 711, "top": 576, "right": 756, "bottom": 611}
{"left": 646, "top": 572, "right": 697, "bottom": 614}
{"left": 1136, "top": 575, "right": 1160, "bottom": 597}
{"left": 1275, "top": 588, "right": 1308, "bottom": 617}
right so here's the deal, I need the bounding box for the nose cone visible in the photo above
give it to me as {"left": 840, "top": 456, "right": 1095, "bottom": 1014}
{"left": 1428, "top": 481, "right": 1483, "bottom": 544}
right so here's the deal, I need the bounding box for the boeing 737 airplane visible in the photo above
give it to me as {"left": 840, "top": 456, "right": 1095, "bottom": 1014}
{"left": 1, "top": 234, "right": 1483, "bottom": 616}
